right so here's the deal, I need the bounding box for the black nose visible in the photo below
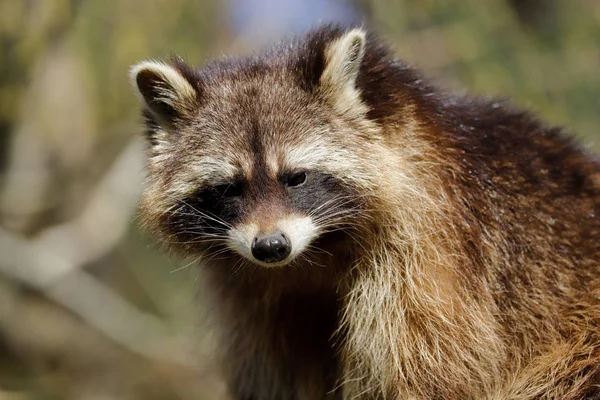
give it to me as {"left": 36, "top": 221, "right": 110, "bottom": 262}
{"left": 251, "top": 232, "right": 292, "bottom": 263}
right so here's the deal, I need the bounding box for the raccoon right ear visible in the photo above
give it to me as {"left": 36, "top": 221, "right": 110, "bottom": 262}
{"left": 129, "top": 60, "right": 198, "bottom": 130}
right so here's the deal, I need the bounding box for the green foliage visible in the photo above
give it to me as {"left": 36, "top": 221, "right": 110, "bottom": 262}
{"left": 370, "top": 0, "right": 600, "bottom": 145}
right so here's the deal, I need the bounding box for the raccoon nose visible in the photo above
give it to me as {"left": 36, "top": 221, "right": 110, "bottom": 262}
{"left": 251, "top": 232, "right": 291, "bottom": 264}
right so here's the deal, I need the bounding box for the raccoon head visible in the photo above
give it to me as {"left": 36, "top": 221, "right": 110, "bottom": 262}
{"left": 130, "top": 27, "right": 393, "bottom": 268}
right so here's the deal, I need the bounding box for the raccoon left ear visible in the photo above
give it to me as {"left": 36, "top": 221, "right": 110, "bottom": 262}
{"left": 320, "top": 28, "right": 367, "bottom": 117}
{"left": 129, "top": 60, "right": 198, "bottom": 130}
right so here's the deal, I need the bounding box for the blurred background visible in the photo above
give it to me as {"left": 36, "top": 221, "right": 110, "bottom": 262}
{"left": 0, "top": 0, "right": 599, "bottom": 399}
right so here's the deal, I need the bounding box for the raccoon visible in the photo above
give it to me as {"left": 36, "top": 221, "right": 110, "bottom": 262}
{"left": 130, "top": 25, "right": 600, "bottom": 399}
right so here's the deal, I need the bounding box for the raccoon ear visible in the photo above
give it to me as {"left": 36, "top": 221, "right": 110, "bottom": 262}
{"left": 320, "top": 28, "right": 367, "bottom": 116}
{"left": 129, "top": 60, "right": 198, "bottom": 130}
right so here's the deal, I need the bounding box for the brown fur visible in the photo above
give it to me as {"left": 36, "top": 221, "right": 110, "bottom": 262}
{"left": 130, "top": 25, "right": 600, "bottom": 399}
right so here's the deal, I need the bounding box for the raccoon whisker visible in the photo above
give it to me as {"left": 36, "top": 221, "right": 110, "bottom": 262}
{"left": 295, "top": 251, "right": 327, "bottom": 268}
{"left": 176, "top": 228, "right": 228, "bottom": 235}
{"left": 188, "top": 212, "right": 233, "bottom": 230}
{"left": 316, "top": 215, "right": 365, "bottom": 227}
{"left": 201, "top": 243, "right": 232, "bottom": 255}
{"left": 170, "top": 212, "right": 233, "bottom": 232}
{"left": 175, "top": 237, "right": 228, "bottom": 246}
{"left": 305, "top": 243, "right": 334, "bottom": 257}
{"left": 169, "top": 210, "right": 231, "bottom": 224}
{"left": 160, "top": 234, "right": 224, "bottom": 245}
{"left": 311, "top": 212, "right": 364, "bottom": 228}
{"left": 200, "top": 247, "right": 235, "bottom": 264}
{"left": 320, "top": 225, "right": 370, "bottom": 255}
{"left": 202, "top": 253, "right": 232, "bottom": 264}
{"left": 308, "top": 199, "right": 366, "bottom": 222}
{"left": 176, "top": 199, "right": 233, "bottom": 229}
{"left": 170, "top": 263, "right": 192, "bottom": 274}
{"left": 333, "top": 231, "right": 366, "bottom": 251}
{"left": 314, "top": 222, "right": 353, "bottom": 232}
{"left": 177, "top": 230, "right": 229, "bottom": 239}
{"left": 312, "top": 211, "right": 361, "bottom": 225}
{"left": 170, "top": 254, "right": 204, "bottom": 273}
{"left": 308, "top": 196, "right": 362, "bottom": 218}
{"left": 304, "top": 257, "right": 326, "bottom": 269}
{"left": 168, "top": 211, "right": 223, "bottom": 220}
{"left": 170, "top": 231, "right": 229, "bottom": 243}
{"left": 312, "top": 223, "right": 356, "bottom": 236}
{"left": 322, "top": 211, "right": 361, "bottom": 221}
{"left": 311, "top": 205, "right": 359, "bottom": 219}
{"left": 229, "top": 257, "right": 248, "bottom": 279}
{"left": 308, "top": 195, "right": 356, "bottom": 217}
{"left": 312, "top": 199, "right": 365, "bottom": 215}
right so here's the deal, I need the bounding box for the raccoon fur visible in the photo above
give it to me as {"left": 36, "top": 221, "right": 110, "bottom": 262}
{"left": 129, "top": 25, "right": 600, "bottom": 399}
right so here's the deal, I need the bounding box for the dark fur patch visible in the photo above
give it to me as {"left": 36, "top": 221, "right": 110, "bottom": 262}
{"left": 166, "top": 169, "right": 360, "bottom": 248}
{"left": 283, "top": 171, "right": 358, "bottom": 218}
{"left": 289, "top": 24, "right": 338, "bottom": 92}
{"left": 136, "top": 69, "right": 181, "bottom": 125}
{"left": 167, "top": 180, "right": 246, "bottom": 245}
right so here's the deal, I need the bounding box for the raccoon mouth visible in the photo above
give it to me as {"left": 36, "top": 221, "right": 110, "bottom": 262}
{"left": 227, "top": 217, "right": 318, "bottom": 268}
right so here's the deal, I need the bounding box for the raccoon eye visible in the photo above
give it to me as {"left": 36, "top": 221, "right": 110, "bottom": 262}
{"left": 215, "top": 182, "right": 243, "bottom": 197}
{"left": 286, "top": 171, "right": 307, "bottom": 187}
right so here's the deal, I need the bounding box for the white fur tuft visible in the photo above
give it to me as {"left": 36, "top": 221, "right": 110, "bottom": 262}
{"left": 320, "top": 28, "right": 368, "bottom": 118}
{"left": 226, "top": 223, "right": 259, "bottom": 263}
{"left": 277, "top": 216, "right": 318, "bottom": 261}
{"left": 129, "top": 60, "right": 197, "bottom": 122}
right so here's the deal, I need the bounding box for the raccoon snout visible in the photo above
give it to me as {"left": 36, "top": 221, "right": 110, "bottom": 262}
{"left": 251, "top": 232, "right": 292, "bottom": 264}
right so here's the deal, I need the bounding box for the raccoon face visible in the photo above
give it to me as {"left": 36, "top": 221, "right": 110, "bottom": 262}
{"left": 131, "top": 28, "right": 379, "bottom": 267}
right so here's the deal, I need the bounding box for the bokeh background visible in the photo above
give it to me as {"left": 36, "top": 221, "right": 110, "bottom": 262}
{"left": 1, "top": 1, "right": 599, "bottom": 399}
